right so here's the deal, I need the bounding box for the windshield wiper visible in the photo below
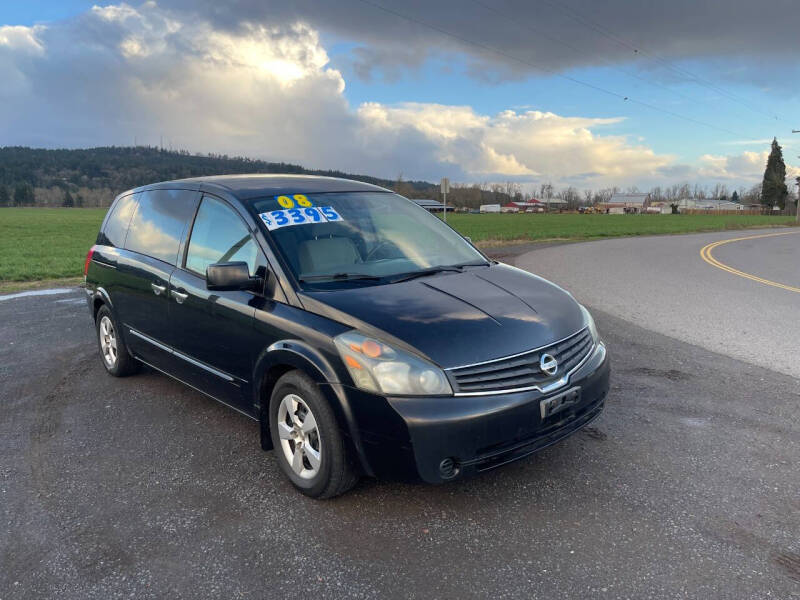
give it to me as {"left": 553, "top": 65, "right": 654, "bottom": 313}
{"left": 388, "top": 265, "right": 466, "bottom": 284}
{"left": 299, "top": 272, "right": 382, "bottom": 282}
{"left": 388, "top": 261, "right": 491, "bottom": 284}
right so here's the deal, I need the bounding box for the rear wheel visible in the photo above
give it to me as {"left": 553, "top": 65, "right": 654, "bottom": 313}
{"left": 269, "top": 370, "right": 358, "bottom": 498}
{"left": 95, "top": 305, "right": 139, "bottom": 376}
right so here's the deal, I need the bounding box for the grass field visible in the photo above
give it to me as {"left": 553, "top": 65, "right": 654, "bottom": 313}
{"left": 0, "top": 207, "right": 108, "bottom": 285}
{"left": 444, "top": 213, "right": 797, "bottom": 244}
{"left": 0, "top": 207, "right": 796, "bottom": 290}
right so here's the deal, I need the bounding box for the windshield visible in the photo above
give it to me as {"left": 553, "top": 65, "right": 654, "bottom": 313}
{"left": 251, "top": 191, "right": 487, "bottom": 288}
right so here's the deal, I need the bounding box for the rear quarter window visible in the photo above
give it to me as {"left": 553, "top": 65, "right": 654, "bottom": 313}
{"left": 125, "top": 189, "right": 199, "bottom": 265}
{"left": 98, "top": 193, "right": 138, "bottom": 248}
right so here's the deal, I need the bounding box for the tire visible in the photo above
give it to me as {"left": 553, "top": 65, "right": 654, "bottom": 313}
{"left": 95, "top": 305, "right": 140, "bottom": 377}
{"left": 269, "top": 370, "right": 359, "bottom": 499}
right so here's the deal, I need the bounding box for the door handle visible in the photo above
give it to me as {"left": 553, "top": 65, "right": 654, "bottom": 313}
{"left": 151, "top": 283, "right": 167, "bottom": 296}
{"left": 172, "top": 290, "right": 189, "bottom": 304}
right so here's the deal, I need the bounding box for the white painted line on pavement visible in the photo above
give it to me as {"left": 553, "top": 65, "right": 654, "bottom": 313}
{"left": 55, "top": 298, "right": 86, "bottom": 305}
{"left": 0, "top": 288, "right": 76, "bottom": 302}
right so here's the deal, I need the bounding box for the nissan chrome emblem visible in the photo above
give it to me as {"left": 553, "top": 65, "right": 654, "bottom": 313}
{"left": 539, "top": 353, "right": 558, "bottom": 376}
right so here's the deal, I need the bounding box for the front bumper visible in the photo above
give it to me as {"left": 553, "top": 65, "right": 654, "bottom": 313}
{"left": 345, "top": 342, "right": 610, "bottom": 483}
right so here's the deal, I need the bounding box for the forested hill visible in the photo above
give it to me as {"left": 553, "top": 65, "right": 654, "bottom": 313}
{"left": 0, "top": 146, "right": 436, "bottom": 206}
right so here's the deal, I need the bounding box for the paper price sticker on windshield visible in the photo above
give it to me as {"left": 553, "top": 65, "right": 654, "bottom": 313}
{"left": 275, "top": 194, "right": 314, "bottom": 208}
{"left": 259, "top": 206, "right": 343, "bottom": 231}
{"left": 318, "top": 206, "right": 342, "bottom": 221}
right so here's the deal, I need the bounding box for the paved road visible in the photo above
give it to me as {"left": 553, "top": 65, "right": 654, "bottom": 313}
{"left": 1, "top": 237, "right": 799, "bottom": 598}
{"left": 517, "top": 228, "right": 800, "bottom": 379}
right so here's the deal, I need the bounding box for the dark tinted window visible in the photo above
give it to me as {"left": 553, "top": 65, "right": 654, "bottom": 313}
{"left": 186, "top": 196, "right": 263, "bottom": 276}
{"left": 125, "top": 189, "right": 199, "bottom": 265}
{"left": 99, "top": 193, "right": 137, "bottom": 247}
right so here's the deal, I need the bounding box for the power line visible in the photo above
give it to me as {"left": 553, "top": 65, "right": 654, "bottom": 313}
{"left": 469, "top": 0, "right": 715, "bottom": 113}
{"left": 536, "top": 0, "right": 783, "bottom": 124}
{"left": 353, "top": 0, "right": 747, "bottom": 137}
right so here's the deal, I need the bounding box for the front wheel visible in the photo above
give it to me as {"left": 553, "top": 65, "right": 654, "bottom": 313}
{"left": 269, "top": 370, "right": 358, "bottom": 498}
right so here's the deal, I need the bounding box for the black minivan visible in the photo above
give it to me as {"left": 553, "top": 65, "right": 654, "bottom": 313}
{"left": 85, "top": 175, "right": 610, "bottom": 498}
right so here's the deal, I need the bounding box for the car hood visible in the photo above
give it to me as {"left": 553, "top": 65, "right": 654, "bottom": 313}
{"left": 299, "top": 263, "right": 585, "bottom": 369}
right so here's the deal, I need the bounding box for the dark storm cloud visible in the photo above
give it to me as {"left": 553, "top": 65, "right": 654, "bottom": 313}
{"left": 158, "top": 0, "right": 800, "bottom": 81}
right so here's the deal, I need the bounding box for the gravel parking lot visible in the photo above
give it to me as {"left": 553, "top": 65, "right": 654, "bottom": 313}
{"left": 1, "top": 233, "right": 799, "bottom": 599}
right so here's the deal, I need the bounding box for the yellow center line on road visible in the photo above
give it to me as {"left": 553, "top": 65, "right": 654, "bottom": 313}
{"left": 700, "top": 230, "right": 800, "bottom": 293}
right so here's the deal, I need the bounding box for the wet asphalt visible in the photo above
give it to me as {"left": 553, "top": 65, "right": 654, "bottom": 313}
{"left": 1, "top": 235, "right": 799, "bottom": 599}
{"left": 518, "top": 228, "right": 800, "bottom": 379}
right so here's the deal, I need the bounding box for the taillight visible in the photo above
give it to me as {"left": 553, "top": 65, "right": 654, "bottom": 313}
{"left": 84, "top": 246, "right": 96, "bottom": 277}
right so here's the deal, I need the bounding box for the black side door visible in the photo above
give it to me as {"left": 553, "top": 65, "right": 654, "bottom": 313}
{"left": 113, "top": 188, "right": 200, "bottom": 367}
{"left": 166, "top": 194, "right": 268, "bottom": 412}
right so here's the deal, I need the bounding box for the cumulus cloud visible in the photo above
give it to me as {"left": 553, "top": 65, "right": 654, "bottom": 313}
{"left": 0, "top": 3, "right": 352, "bottom": 155}
{"left": 357, "top": 104, "right": 673, "bottom": 182}
{"left": 698, "top": 151, "right": 800, "bottom": 182}
{"left": 160, "top": 0, "right": 800, "bottom": 87}
{"left": 0, "top": 25, "right": 47, "bottom": 54}
{"left": 0, "top": 2, "right": 791, "bottom": 189}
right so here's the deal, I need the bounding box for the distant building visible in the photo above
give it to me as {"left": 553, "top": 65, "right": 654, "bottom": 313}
{"left": 520, "top": 197, "right": 566, "bottom": 211}
{"left": 479, "top": 204, "right": 501, "bottom": 213}
{"left": 501, "top": 200, "right": 557, "bottom": 213}
{"left": 541, "top": 197, "right": 567, "bottom": 210}
{"left": 600, "top": 193, "right": 651, "bottom": 214}
{"left": 676, "top": 198, "right": 759, "bottom": 212}
{"left": 411, "top": 198, "right": 445, "bottom": 212}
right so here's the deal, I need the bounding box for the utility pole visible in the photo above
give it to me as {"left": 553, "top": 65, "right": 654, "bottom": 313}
{"left": 793, "top": 130, "right": 800, "bottom": 223}
{"left": 440, "top": 177, "right": 450, "bottom": 222}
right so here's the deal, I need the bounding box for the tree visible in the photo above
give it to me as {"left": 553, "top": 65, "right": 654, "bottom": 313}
{"left": 692, "top": 183, "right": 706, "bottom": 199}
{"left": 711, "top": 183, "right": 729, "bottom": 201}
{"left": 62, "top": 189, "right": 75, "bottom": 207}
{"left": 795, "top": 176, "right": 800, "bottom": 215}
{"left": 650, "top": 186, "right": 663, "bottom": 202}
{"left": 558, "top": 186, "right": 581, "bottom": 210}
{"left": 731, "top": 190, "right": 739, "bottom": 204}
{"left": 761, "top": 138, "right": 788, "bottom": 209}
{"left": 742, "top": 183, "right": 761, "bottom": 206}
{"left": 392, "top": 173, "right": 415, "bottom": 199}
{"left": 14, "top": 183, "right": 34, "bottom": 206}
{"left": 0, "top": 186, "right": 9, "bottom": 206}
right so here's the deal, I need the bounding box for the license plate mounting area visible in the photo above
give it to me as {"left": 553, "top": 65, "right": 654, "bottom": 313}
{"left": 540, "top": 387, "right": 581, "bottom": 420}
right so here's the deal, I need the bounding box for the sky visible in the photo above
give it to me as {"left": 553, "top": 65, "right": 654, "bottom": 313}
{"left": 1, "top": 0, "right": 798, "bottom": 192}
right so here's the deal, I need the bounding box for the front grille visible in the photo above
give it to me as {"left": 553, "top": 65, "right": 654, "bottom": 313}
{"left": 448, "top": 327, "right": 593, "bottom": 394}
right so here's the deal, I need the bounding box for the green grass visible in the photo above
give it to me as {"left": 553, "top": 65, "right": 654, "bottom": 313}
{"left": 442, "top": 213, "right": 797, "bottom": 244}
{"left": 0, "top": 207, "right": 108, "bottom": 282}
{"left": 0, "top": 207, "right": 796, "bottom": 286}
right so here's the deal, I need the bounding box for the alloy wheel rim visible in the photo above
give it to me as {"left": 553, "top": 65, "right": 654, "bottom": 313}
{"left": 99, "top": 315, "right": 118, "bottom": 368}
{"left": 277, "top": 393, "right": 322, "bottom": 479}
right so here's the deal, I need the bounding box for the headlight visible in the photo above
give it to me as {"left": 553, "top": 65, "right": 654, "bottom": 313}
{"left": 334, "top": 331, "right": 452, "bottom": 396}
{"left": 580, "top": 304, "right": 599, "bottom": 344}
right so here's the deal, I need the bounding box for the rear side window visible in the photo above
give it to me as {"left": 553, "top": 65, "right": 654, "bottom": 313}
{"left": 185, "top": 195, "right": 261, "bottom": 276}
{"left": 99, "top": 193, "right": 137, "bottom": 247}
{"left": 125, "top": 189, "right": 199, "bottom": 265}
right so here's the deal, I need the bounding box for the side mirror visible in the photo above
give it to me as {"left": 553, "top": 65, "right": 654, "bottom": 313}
{"left": 206, "top": 261, "right": 259, "bottom": 291}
